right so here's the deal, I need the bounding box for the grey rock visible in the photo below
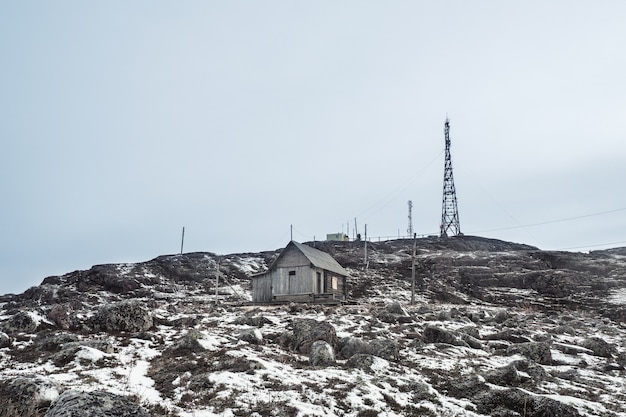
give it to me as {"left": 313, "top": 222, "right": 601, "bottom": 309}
{"left": 44, "top": 390, "right": 150, "bottom": 417}
{"left": 51, "top": 340, "right": 113, "bottom": 367}
{"left": 339, "top": 336, "right": 369, "bottom": 359}
{"left": 484, "top": 328, "right": 531, "bottom": 344}
{"left": 238, "top": 328, "right": 263, "bottom": 344}
{"left": 233, "top": 315, "right": 272, "bottom": 327}
{"left": 581, "top": 336, "right": 617, "bottom": 358}
{"left": 459, "top": 332, "right": 483, "bottom": 350}
{"left": 1, "top": 311, "right": 39, "bottom": 334}
{"left": 423, "top": 325, "right": 458, "bottom": 345}
{"left": 368, "top": 339, "right": 399, "bottom": 361}
{"left": 346, "top": 353, "right": 377, "bottom": 371}
{"left": 37, "top": 333, "right": 79, "bottom": 352}
{"left": 284, "top": 319, "right": 336, "bottom": 354}
{"left": 407, "top": 380, "right": 434, "bottom": 401}
{"left": 475, "top": 388, "right": 580, "bottom": 417}
{"left": 338, "top": 337, "right": 398, "bottom": 361}
{"left": 445, "top": 373, "right": 487, "bottom": 399}
{"left": 386, "top": 301, "right": 408, "bottom": 316}
{"left": 90, "top": 300, "right": 153, "bottom": 333}
{"left": 484, "top": 363, "right": 522, "bottom": 386}
{"left": 309, "top": 340, "right": 335, "bottom": 367}
{"left": 166, "top": 330, "right": 205, "bottom": 355}
{"left": 48, "top": 304, "right": 73, "bottom": 330}
{"left": 494, "top": 309, "right": 510, "bottom": 323}
{"left": 0, "top": 331, "right": 10, "bottom": 348}
{"left": 6, "top": 375, "right": 61, "bottom": 409}
{"left": 507, "top": 342, "right": 552, "bottom": 365}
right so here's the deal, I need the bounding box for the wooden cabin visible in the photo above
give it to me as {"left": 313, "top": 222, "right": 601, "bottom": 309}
{"left": 250, "top": 241, "right": 349, "bottom": 303}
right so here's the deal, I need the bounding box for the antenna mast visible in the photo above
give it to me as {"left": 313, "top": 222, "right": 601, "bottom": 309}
{"left": 407, "top": 200, "right": 414, "bottom": 237}
{"left": 440, "top": 118, "right": 462, "bottom": 237}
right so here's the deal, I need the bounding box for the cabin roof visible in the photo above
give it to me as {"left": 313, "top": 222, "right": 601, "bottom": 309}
{"left": 253, "top": 241, "right": 349, "bottom": 277}
{"left": 289, "top": 241, "right": 349, "bottom": 276}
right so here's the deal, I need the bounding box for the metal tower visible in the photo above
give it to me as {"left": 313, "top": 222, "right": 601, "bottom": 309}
{"left": 407, "top": 200, "right": 413, "bottom": 236}
{"left": 440, "top": 118, "right": 462, "bottom": 237}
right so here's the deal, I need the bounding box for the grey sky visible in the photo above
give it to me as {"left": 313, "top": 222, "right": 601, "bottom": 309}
{"left": 1, "top": 1, "right": 625, "bottom": 295}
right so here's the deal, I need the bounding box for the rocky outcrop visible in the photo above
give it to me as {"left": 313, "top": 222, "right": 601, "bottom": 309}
{"left": 281, "top": 319, "right": 337, "bottom": 354}
{"left": 475, "top": 388, "right": 581, "bottom": 417}
{"left": 2, "top": 375, "right": 61, "bottom": 413}
{"left": 0, "top": 311, "right": 40, "bottom": 334}
{"left": 89, "top": 300, "right": 153, "bottom": 333}
{"left": 339, "top": 336, "right": 399, "bottom": 361}
{"left": 44, "top": 390, "right": 150, "bottom": 417}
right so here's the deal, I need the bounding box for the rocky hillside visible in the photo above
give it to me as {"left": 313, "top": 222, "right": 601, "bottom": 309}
{"left": 1, "top": 235, "right": 626, "bottom": 416}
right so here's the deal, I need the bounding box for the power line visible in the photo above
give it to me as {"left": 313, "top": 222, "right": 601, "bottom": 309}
{"left": 468, "top": 207, "right": 626, "bottom": 234}
{"left": 556, "top": 240, "right": 626, "bottom": 251}
{"left": 356, "top": 149, "right": 443, "bottom": 222}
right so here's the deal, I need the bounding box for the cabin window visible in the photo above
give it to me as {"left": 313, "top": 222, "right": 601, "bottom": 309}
{"left": 289, "top": 270, "right": 296, "bottom": 277}
{"left": 332, "top": 276, "right": 338, "bottom": 290}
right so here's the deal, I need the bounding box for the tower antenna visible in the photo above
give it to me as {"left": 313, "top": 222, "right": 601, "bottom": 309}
{"left": 440, "top": 117, "right": 462, "bottom": 237}
{"left": 407, "top": 200, "right": 414, "bottom": 237}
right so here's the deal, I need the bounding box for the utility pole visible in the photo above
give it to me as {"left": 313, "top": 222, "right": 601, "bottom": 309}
{"left": 440, "top": 117, "right": 462, "bottom": 237}
{"left": 215, "top": 258, "right": 220, "bottom": 304}
{"left": 180, "top": 227, "right": 185, "bottom": 255}
{"left": 407, "top": 200, "right": 414, "bottom": 237}
{"left": 411, "top": 233, "right": 417, "bottom": 305}
{"left": 364, "top": 224, "right": 369, "bottom": 269}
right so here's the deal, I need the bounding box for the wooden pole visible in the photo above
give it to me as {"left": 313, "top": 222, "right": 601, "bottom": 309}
{"left": 180, "top": 227, "right": 185, "bottom": 255}
{"left": 411, "top": 233, "right": 417, "bottom": 305}
{"left": 364, "top": 224, "right": 368, "bottom": 269}
{"left": 215, "top": 258, "right": 220, "bottom": 304}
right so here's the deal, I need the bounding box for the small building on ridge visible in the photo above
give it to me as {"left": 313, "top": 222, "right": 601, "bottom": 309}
{"left": 250, "top": 241, "right": 349, "bottom": 303}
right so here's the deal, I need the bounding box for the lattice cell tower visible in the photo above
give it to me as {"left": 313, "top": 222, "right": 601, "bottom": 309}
{"left": 440, "top": 118, "right": 462, "bottom": 237}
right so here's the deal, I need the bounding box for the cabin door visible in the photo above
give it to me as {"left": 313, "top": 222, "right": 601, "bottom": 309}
{"left": 317, "top": 272, "right": 323, "bottom": 294}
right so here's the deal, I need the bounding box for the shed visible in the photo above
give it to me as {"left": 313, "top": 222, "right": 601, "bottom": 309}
{"left": 250, "top": 241, "right": 349, "bottom": 303}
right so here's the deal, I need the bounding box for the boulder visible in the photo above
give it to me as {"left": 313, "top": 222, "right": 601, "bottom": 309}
{"left": 484, "top": 363, "right": 522, "bottom": 386}
{"left": 48, "top": 304, "right": 73, "bottom": 330}
{"left": 346, "top": 353, "right": 378, "bottom": 371}
{"left": 52, "top": 340, "right": 113, "bottom": 367}
{"left": 1, "top": 311, "right": 39, "bottom": 334}
{"left": 0, "top": 331, "right": 10, "bottom": 348}
{"left": 284, "top": 319, "right": 336, "bottom": 354}
{"left": 339, "top": 337, "right": 370, "bottom": 359}
{"left": 459, "top": 333, "right": 483, "bottom": 350}
{"left": 581, "top": 336, "right": 617, "bottom": 358}
{"left": 475, "top": 388, "right": 580, "bottom": 417}
{"left": 506, "top": 342, "right": 552, "bottom": 365}
{"left": 309, "top": 340, "right": 335, "bottom": 367}
{"left": 165, "top": 330, "right": 206, "bottom": 355}
{"left": 44, "top": 390, "right": 150, "bottom": 417}
{"left": 238, "top": 328, "right": 263, "bottom": 345}
{"left": 338, "top": 337, "right": 398, "bottom": 361}
{"left": 5, "top": 375, "right": 61, "bottom": 410}
{"left": 422, "top": 325, "right": 459, "bottom": 345}
{"left": 368, "top": 339, "right": 399, "bottom": 361}
{"left": 90, "top": 300, "right": 153, "bottom": 333}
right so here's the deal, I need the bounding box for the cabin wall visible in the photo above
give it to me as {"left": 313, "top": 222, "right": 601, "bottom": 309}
{"left": 251, "top": 274, "right": 273, "bottom": 303}
{"left": 324, "top": 271, "right": 347, "bottom": 296}
{"left": 273, "top": 265, "right": 314, "bottom": 295}
{"left": 275, "top": 246, "right": 310, "bottom": 268}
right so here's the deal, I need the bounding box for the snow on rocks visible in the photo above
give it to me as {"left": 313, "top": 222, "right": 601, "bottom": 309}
{"left": 3, "top": 238, "right": 626, "bottom": 416}
{"left": 44, "top": 390, "right": 150, "bottom": 417}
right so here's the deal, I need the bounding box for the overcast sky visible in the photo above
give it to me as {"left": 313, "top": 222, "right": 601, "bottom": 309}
{"left": 1, "top": 1, "right": 625, "bottom": 295}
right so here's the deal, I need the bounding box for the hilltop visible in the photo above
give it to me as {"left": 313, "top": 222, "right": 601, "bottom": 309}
{"left": 1, "top": 235, "right": 626, "bottom": 416}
